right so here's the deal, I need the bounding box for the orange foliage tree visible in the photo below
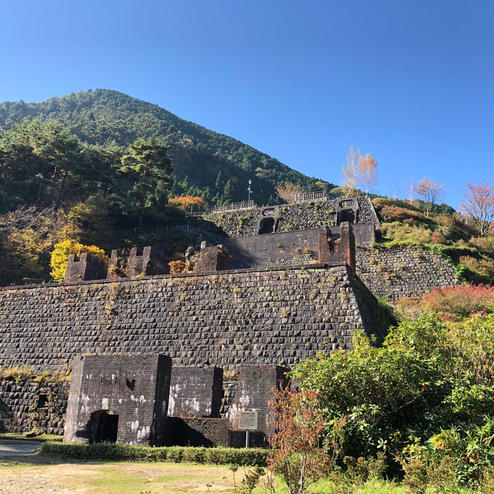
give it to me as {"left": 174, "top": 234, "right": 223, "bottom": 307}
{"left": 414, "top": 178, "right": 443, "bottom": 216}
{"left": 168, "top": 195, "right": 205, "bottom": 210}
{"left": 459, "top": 182, "right": 494, "bottom": 236}
{"left": 341, "top": 146, "right": 378, "bottom": 196}
{"left": 275, "top": 182, "right": 305, "bottom": 203}
{"left": 357, "top": 153, "right": 378, "bottom": 195}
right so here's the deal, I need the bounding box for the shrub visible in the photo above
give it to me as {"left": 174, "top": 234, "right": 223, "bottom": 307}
{"left": 421, "top": 285, "right": 494, "bottom": 320}
{"left": 168, "top": 260, "right": 186, "bottom": 274}
{"left": 459, "top": 256, "right": 494, "bottom": 283}
{"left": 39, "top": 442, "right": 270, "bottom": 466}
{"left": 372, "top": 197, "right": 421, "bottom": 212}
{"left": 379, "top": 206, "right": 430, "bottom": 224}
{"left": 291, "top": 314, "right": 494, "bottom": 469}
{"left": 430, "top": 232, "right": 446, "bottom": 244}
{"left": 393, "top": 296, "right": 424, "bottom": 320}
{"left": 50, "top": 240, "right": 108, "bottom": 282}
{"left": 380, "top": 222, "right": 434, "bottom": 245}
{"left": 267, "top": 387, "right": 345, "bottom": 494}
{"left": 469, "top": 236, "right": 494, "bottom": 258}
{"left": 401, "top": 418, "right": 494, "bottom": 489}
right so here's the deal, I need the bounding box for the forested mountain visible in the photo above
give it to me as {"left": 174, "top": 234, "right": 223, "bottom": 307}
{"left": 0, "top": 89, "right": 332, "bottom": 205}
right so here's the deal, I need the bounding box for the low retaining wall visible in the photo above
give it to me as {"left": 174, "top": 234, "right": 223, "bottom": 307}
{"left": 0, "top": 377, "right": 67, "bottom": 435}
{"left": 356, "top": 245, "right": 457, "bottom": 300}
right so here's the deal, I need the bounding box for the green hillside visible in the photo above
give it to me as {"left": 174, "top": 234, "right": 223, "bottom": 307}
{"left": 0, "top": 89, "right": 333, "bottom": 205}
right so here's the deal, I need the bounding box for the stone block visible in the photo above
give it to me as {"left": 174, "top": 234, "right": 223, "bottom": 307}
{"left": 168, "top": 366, "right": 223, "bottom": 418}
{"left": 64, "top": 253, "right": 106, "bottom": 283}
{"left": 228, "top": 365, "right": 289, "bottom": 447}
{"left": 63, "top": 353, "right": 171, "bottom": 445}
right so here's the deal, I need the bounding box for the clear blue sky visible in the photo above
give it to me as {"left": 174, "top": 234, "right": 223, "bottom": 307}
{"left": 1, "top": 0, "right": 492, "bottom": 208}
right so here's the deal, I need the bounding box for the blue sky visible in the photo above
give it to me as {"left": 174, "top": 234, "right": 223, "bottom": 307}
{"left": 1, "top": 0, "right": 492, "bottom": 208}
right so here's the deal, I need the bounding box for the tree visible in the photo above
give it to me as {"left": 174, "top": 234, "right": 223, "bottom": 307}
{"left": 50, "top": 239, "right": 107, "bottom": 282}
{"left": 0, "top": 119, "right": 86, "bottom": 210}
{"left": 275, "top": 182, "right": 305, "bottom": 203}
{"left": 341, "top": 146, "right": 361, "bottom": 196}
{"left": 357, "top": 153, "right": 378, "bottom": 195}
{"left": 459, "top": 182, "right": 494, "bottom": 236}
{"left": 221, "top": 179, "right": 234, "bottom": 203}
{"left": 118, "top": 137, "right": 173, "bottom": 227}
{"left": 414, "top": 178, "right": 443, "bottom": 216}
{"left": 341, "top": 146, "right": 377, "bottom": 197}
{"left": 267, "top": 387, "right": 345, "bottom": 494}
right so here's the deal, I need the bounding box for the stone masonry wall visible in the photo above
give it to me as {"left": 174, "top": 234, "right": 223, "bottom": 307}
{"left": 0, "top": 265, "right": 379, "bottom": 374}
{"left": 356, "top": 245, "right": 457, "bottom": 301}
{"left": 223, "top": 230, "right": 319, "bottom": 269}
{"left": 203, "top": 196, "right": 378, "bottom": 239}
{"left": 0, "top": 377, "right": 67, "bottom": 434}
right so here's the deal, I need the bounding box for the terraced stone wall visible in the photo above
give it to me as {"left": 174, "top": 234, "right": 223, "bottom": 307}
{"left": 356, "top": 246, "right": 457, "bottom": 301}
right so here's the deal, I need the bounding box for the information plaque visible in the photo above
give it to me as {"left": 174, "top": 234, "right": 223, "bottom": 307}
{"left": 238, "top": 410, "right": 258, "bottom": 431}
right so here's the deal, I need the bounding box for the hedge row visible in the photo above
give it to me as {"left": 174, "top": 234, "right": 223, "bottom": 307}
{"left": 39, "top": 441, "right": 270, "bottom": 466}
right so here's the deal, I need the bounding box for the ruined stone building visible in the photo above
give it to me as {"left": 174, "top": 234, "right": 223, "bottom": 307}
{"left": 0, "top": 196, "right": 456, "bottom": 446}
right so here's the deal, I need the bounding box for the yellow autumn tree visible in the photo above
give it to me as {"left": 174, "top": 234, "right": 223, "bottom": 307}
{"left": 276, "top": 182, "right": 305, "bottom": 203}
{"left": 50, "top": 240, "right": 108, "bottom": 282}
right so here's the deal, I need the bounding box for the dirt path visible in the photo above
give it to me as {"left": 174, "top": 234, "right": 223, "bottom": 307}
{"left": 0, "top": 440, "right": 41, "bottom": 457}
{"left": 0, "top": 461, "right": 245, "bottom": 494}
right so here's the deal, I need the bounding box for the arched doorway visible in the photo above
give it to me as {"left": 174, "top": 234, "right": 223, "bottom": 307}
{"left": 88, "top": 410, "right": 119, "bottom": 443}
{"left": 258, "top": 217, "right": 275, "bottom": 234}
{"left": 337, "top": 209, "right": 355, "bottom": 224}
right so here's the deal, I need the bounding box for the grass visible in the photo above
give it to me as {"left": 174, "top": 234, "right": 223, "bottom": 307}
{"left": 0, "top": 432, "right": 63, "bottom": 442}
{"left": 0, "top": 458, "right": 486, "bottom": 494}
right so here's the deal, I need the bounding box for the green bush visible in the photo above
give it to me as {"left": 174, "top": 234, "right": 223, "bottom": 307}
{"left": 291, "top": 314, "right": 494, "bottom": 473}
{"left": 39, "top": 441, "right": 270, "bottom": 466}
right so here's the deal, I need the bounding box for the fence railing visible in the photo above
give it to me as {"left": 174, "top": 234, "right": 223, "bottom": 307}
{"left": 109, "top": 224, "right": 191, "bottom": 239}
{"left": 293, "top": 190, "right": 332, "bottom": 203}
{"left": 186, "top": 200, "right": 257, "bottom": 216}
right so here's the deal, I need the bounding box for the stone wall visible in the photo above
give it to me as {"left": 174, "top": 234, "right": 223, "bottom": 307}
{"left": 356, "top": 245, "right": 457, "bottom": 301}
{"left": 0, "top": 265, "right": 383, "bottom": 373}
{"left": 168, "top": 367, "right": 223, "bottom": 418}
{"left": 0, "top": 377, "right": 67, "bottom": 435}
{"left": 224, "top": 230, "right": 319, "bottom": 269}
{"left": 166, "top": 417, "right": 230, "bottom": 447}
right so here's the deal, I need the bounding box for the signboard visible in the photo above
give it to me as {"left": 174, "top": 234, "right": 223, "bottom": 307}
{"left": 238, "top": 410, "right": 258, "bottom": 431}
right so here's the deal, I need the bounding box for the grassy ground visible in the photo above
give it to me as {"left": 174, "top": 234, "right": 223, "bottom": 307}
{"left": 0, "top": 432, "right": 63, "bottom": 442}
{"left": 0, "top": 456, "right": 441, "bottom": 494}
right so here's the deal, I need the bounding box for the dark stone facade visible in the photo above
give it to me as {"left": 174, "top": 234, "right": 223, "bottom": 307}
{"left": 107, "top": 246, "right": 168, "bottom": 280}
{"left": 193, "top": 246, "right": 229, "bottom": 273}
{"left": 166, "top": 417, "right": 230, "bottom": 447}
{"left": 223, "top": 229, "right": 320, "bottom": 269}
{"left": 168, "top": 366, "right": 223, "bottom": 418}
{"left": 228, "top": 366, "right": 288, "bottom": 447}
{"left": 319, "top": 222, "right": 356, "bottom": 270}
{"left": 64, "top": 354, "right": 171, "bottom": 445}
